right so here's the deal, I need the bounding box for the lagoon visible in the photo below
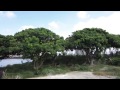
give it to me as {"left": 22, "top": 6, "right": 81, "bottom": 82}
{"left": 0, "top": 59, "right": 32, "bottom": 67}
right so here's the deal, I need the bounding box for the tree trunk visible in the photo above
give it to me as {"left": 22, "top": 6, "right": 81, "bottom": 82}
{"left": 33, "top": 57, "right": 46, "bottom": 75}
{"left": 84, "top": 49, "right": 90, "bottom": 64}
{"left": 52, "top": 55, "right": 57, "bottom": 66}
{"left": 90, "top": 59, "right": 94, "bottom": 65}
{"left": 84, "top": 48, "right": 96, "bottom": 65}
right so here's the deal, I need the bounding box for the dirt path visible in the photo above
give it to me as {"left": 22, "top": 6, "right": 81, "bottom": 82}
{"left": 27, "top": 71, "right": 116, "bottom": 79}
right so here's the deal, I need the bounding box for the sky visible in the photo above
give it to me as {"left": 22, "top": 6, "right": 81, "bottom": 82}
{"left": 0, "top": 11, "right": 120, "bottom": 39}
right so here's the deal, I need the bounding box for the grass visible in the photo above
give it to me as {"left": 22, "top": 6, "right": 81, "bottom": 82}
{"left": 2, "top": 63, "right": 90, "bottom": 79}
{"left": 40, "top": 65, "right": 71, "bottom": 76}
{"left": 1, "top": 62, "right": 120, "bottom": 79}
{"left": 1, "top": 63, "right": 71, "bottom": 79}
{"left": 92, "top": 65, "right": 120, "bottom": 78}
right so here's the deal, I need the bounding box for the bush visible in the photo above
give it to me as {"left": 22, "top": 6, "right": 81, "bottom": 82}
{"left": 108, "top": 57, "right": 120, "bottom": 66}
{"left": 69, "top": 64, "right": 90, "bottom": 71}
{"left": 53, "top": 55, "right": 86, "bottom": 65}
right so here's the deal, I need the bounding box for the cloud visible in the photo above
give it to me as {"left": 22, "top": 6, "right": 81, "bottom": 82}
{"left": 48, "top": 21, "right": 59, "bottom": 30}
{"left": 48, "top": 21, "right": 69, "bottom": 38}
{"left": 77, "top": 11, "right": 89, "bottom": 19}
{"left": 0, "top": 11, "right": 16, "bottom": 18}
{"left": 5, "top": 11, "right": 16, "bottom": 18}
{"left": 74, "top": 12, "right": 120, "bottom": 35}
{"left": 18, "top": 25, "right": 35, "bottom": 31}
{"left": 0, "top": 11, "right": 3, "bottom": 15}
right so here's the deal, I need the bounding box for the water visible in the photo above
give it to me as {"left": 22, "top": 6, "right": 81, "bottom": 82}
{"left": 0, "top": 59, "right": 32, "bottom": 67}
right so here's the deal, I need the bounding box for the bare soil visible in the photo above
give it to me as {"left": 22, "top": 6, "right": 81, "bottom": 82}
{"left": 27, "top": 71, "right": 116, "bottom": 79}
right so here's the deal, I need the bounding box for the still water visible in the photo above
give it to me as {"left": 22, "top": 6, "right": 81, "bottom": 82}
{"left": 0, "top": 59, "right": 32, "bottom": 67}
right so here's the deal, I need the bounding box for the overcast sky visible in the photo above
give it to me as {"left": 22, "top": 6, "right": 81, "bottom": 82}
{"left": 0, "top": 11, "right": 120, "bottom": 39}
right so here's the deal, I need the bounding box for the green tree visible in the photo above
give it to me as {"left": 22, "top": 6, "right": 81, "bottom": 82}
{"left": 8, "top": 35, "right": 20, "bottom": 55}
{"left": 0, "top": 34, "right": 5, "bottom": 59}
{"left": 106, "top": 34, "right": 120, "bottom": 56}
{"left": 1, "top": 35, "right": 20, "bottom": 58}
{"left": 14, "top": 28, "right": 65, "bottom": 73}
{"left": 66, "top": 28, "right": 109, "bottom": 65}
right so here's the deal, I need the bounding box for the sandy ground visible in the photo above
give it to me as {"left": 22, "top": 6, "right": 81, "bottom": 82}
{"left": 27, "top": 71, "right": 116, "bottom": 79}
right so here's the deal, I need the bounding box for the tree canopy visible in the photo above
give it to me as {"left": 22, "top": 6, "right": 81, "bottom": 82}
{"left": 65, "top": 28, "right": 109, "bottom": 65}
{"left": 14, "top": 28, "right": 65, "bottom": 71}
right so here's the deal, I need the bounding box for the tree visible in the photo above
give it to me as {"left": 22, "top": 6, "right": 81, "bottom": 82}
{"left": 7, "top": 35, "right": 21, "bottom": 56}
{"left": 0, "top": 35, "right": 19, "bottom": 58}
{"left": 3, "top": 35, "right": 12, "bottom": 58}
{"left": 65, "top": 28, "right": 109, "bottom": 65}
{"left": 106, "top": 34, "right": 120, "bottom": 56}
{"left": 14, "top": 28, "right": 65, "bottom": 73}
{"left": 0, "top": 34, "right": 5, "bottom": 59}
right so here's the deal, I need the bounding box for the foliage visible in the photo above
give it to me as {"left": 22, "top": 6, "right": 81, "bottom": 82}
{"left": 65, "top": 28, "right": 109, "bottom": 65}
{"left": 14, "top": 28, "right": 65, "bottom": 72}
{"left": 0, "top": 34, "right": 5, "bottom": 58}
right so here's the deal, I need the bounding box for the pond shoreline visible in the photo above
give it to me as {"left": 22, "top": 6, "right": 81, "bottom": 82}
{"left": 0, "top": 58, "right": 32, "bottom": 67}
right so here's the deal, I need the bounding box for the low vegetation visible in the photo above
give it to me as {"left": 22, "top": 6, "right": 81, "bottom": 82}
{"left": 1, "top": 60, "right": 120, "bottom": 79}
{"left": 1, "top": 62, "right": 85, "bottom": 79}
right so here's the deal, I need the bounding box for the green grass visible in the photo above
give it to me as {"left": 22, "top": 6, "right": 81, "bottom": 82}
{"left": 2, "top": 63, "right": 71, "bottom": 79}
{"left": 2, "top": 63, "right": 90, "bottom": 79}
{"left": 2, "top": 62, "right": 120, "bottom": 79}
{"left": 69, "top": 64, "right": 90, "bottom": 71}
{"left": 40, "top": 65, "right": 71, "bottom": 76}
{"left": 92, "top": 65, "right": 120, "bottom": 78}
